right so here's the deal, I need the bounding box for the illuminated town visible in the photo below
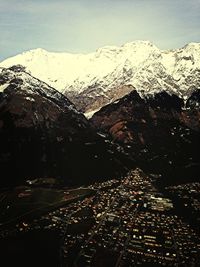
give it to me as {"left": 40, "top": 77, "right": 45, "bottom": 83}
{"left": 1, "top": 169, "right": 199, "bottom": 266}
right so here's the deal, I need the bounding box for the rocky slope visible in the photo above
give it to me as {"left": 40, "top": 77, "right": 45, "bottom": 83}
{"left": 90, "top": 90, "right": 200, "bottom": 185}
{"left": 1, "top": 41, "right": 200, "bottom": 113}
{"left": 0, "top": 66, "right": 126, "bottom": 188}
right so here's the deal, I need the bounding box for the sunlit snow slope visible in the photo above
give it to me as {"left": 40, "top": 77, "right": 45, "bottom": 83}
{"left": 1, "top": 41, "right": 200, "bottom": 112}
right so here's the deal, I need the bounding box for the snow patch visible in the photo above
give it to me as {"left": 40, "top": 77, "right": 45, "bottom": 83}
{"left": 25, "top": 96, "right": 35, "bottom": 102}
{"left": 84, "top": 108, "right": 101, "bottom": 119}
{"left": 0, "top": 83, "right": 9, "bottom": 93}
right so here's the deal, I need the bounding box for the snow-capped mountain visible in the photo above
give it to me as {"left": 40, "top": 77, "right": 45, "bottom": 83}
{"left": 1, "top": 41, "right": 200, "bottom": 113}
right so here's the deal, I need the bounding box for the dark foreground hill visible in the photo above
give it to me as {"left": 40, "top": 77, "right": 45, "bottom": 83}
{"left": 0, "top": 66, "right": 126, "bottom": 188}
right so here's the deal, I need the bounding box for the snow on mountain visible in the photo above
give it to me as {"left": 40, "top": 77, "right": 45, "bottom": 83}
{"left": 0, "top": 65, "right": 79, "bottom": 114}
{"left": 1, "top": 40, "right": 200, "bottom": 112}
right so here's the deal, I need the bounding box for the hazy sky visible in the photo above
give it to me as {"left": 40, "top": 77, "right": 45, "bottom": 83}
{"left": 0, "top": 0, "right": 200, "bottom": 60}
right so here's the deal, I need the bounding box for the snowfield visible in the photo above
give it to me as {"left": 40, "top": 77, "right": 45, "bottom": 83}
{"left": 1, "top": 40, "right": 200, "bottom": 103}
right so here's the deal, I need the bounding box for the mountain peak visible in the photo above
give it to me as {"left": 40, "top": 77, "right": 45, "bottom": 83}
{"left": 184, "top": 42, "right": 200, "bottom": 48}
{"left": 25, "top": 48, "right": 48, "bottom": 54}
{"left": 123, "top": 40, "right": 154, "bottom": 47}
{"left": 182, "top": 42, "right": 200, "bottom": 53}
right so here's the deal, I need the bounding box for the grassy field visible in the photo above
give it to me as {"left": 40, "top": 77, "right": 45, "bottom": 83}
{"left": 0, "top": 187, "right": 94, "bottom": 226}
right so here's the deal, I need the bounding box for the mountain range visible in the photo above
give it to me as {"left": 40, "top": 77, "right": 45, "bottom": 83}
{"left": 0, "top": 40, "right": 200, "bottom": 267}
{"left": 1, "top": 41, "right": 200, "bottom": 114}
{"left": 0, "top": 41, "right": 199, "bottom": 187}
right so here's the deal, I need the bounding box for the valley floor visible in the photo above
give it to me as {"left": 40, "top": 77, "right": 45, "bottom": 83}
{"left": 0, "top": 168, "right": 200, "bottom": 267}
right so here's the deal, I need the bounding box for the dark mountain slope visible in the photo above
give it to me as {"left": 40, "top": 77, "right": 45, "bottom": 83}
{"left": 90, "top": 90, "right": 200, "bottom": 185}
{"left": 0, "top": 66, "right": 126, "bottom": 188}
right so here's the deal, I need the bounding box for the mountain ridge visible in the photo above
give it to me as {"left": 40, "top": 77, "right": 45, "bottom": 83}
{"left": 1, "top": 40, "right": 200, "bottom": 113}
{"left": 90, "top": 89, "right": 200, "bottom": 185}
{"left": 0, "top": 66, "right": 127, "bottom": 187}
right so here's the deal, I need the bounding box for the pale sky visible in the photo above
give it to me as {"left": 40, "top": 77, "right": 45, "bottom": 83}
{"left": 0, "top": 0, "right": 200, "bottom": 60}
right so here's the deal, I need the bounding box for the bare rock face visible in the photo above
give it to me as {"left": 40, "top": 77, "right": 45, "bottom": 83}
{"left": 0, "top": 67, "right": 126, "bottom": 187}
{"left": 68, "top": 85, "right": 135, "bottom": 113}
